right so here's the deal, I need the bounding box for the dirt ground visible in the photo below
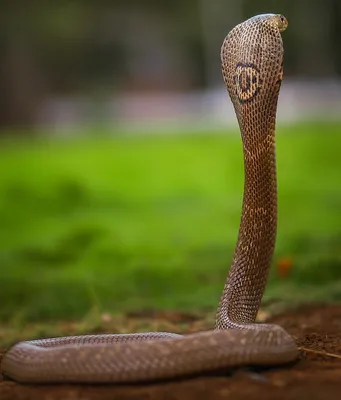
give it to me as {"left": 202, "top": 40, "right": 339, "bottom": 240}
{"left": 1, "top": 304, "right": 341, "bottom": 400}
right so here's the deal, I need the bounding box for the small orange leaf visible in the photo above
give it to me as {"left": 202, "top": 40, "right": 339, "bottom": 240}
{"left": 276, "top": 257, "right": 293, "bottom": 278}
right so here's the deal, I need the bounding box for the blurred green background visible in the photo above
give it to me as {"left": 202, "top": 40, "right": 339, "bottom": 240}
{"left": 0, "top": 0, "right": 340, "bottom": 326}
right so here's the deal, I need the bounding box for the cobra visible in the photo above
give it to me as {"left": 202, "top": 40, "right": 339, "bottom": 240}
{"left": 1, "top": 13, "right": 299, "bottom": 383}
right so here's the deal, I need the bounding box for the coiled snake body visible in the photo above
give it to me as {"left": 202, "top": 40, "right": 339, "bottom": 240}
{"left": 1, "top": 14, "right": 299, "bottom": 383}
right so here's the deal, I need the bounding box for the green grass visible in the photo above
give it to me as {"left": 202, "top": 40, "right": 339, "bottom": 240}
{"left": 0, "top": 122, "right": 340, "bottom": 323}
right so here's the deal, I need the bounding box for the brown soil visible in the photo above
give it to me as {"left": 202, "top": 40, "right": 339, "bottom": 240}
{"left": 1, "top": 304, "right": 341, "bottom": 400}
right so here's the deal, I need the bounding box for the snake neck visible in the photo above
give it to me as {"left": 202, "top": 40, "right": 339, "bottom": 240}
{"left": 216, "top": 131, "right": 278, "bottom": 330}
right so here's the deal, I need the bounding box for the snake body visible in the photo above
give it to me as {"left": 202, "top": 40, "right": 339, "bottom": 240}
{"left": 1, "top": 14, "right": 298, "bottom": 383}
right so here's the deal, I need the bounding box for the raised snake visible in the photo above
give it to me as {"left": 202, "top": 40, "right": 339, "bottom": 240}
{"left": 1, "top": 13, "right": 299, "bottom": 383}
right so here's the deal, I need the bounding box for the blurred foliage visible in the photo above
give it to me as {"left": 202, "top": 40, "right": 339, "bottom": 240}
{"left": 1, "top": 0, "right": 341, "bottom": 127}
{"left": 0, "top": 123, "right": 340, "bottom": 321}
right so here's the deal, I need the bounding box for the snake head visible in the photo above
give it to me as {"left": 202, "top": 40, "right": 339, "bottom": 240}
{"left": 276, "top": 14, "right": 288, "bottom": 32}
{"left": 245, "top": 14, "right": 288, "bottom": 34}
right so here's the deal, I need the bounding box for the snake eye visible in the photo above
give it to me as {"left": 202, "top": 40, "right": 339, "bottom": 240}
{"left": 280, "top": 15, "right": 285, "bottom": 23}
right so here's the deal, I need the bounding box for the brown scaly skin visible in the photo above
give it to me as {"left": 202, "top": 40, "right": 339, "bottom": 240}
{"left": 1, "top": 14, "right": 298, "bottom": 384}
{"left": 216, "top": 13, "right": 288, "bottom": 330}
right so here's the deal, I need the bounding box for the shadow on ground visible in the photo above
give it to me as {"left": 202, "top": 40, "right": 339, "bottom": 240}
{"left": 1, "top": 304, "right": 341, "bottom": 400}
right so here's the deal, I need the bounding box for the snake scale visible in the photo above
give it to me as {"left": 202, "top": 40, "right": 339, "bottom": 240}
{"left": 1, "top": 13, "right": 299, "bottom": 383}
